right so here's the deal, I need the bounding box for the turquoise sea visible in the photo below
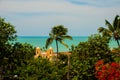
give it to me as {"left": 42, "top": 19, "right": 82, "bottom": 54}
{"left": 17, "top": 36, "right": 118, "bottom": 52}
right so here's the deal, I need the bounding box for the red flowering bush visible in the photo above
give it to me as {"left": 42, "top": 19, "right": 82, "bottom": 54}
{"left": 95, "top": 60, "right": 120, "bottom": 80}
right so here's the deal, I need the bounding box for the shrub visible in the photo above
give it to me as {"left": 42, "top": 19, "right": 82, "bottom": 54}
{"left": 95, "top": 60, "right": 120, "bottom": 80}
{"left": 111, "top": 47, "right": 120, "bottom": 63}
{"left": 70, "top": 34, "right": 113, "bottom": 80}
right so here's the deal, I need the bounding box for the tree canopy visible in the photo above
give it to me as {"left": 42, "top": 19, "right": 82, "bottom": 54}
{"left": 0, "top": 17, "right": 17, "bottom": 43}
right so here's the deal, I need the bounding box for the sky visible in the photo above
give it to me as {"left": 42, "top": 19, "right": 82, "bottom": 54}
{"left": 0, "top": 0, "right": 120, "bottom": 36}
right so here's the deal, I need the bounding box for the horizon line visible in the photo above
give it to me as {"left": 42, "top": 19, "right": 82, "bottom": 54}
{"left": 17, "top": 35, "right": 89, "bottom": 37}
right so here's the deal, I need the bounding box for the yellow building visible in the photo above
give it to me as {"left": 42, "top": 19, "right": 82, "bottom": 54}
{"left": 34, "top": 47, "right": 71, "bottom": 62}
{"left": 34, "top": 47, "right": 56, "bottom": 61}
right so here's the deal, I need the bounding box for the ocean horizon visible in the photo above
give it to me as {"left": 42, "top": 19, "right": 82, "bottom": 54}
{"left": 16, "top": 36, "right": 118, "bottom": 52}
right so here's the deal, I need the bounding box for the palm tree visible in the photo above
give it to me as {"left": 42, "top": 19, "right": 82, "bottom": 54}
{"left": 45, "top": 25, "right": 72, "bottom": 58}
{"left": 98, "top": 15, "right": 120, "bottom": 47}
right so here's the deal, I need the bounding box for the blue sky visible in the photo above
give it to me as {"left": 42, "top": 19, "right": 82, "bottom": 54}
{"left": 0, "top": 0, "right": 120, "bottom": 36}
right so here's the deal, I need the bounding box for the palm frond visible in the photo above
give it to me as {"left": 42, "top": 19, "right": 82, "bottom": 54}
{"left": 98, "top": 27, "right": 106, "bottom": 33}
{"left": 52, "top": 25, "right": 68, "bottom": 35}
{"left": 113, "top": 15, "right": 119, "bottom": 29}
{"left": 105, "top": 20, "right": 114, "bottom": 32}
{"left": 117, "top": 16, "right": 120, "bottom": 30}
{"left": 45, "top": 37, "right": 54, "bottom": 48}
{"left": 61, "top": 35, "right": 73, "bottom": 40}
{"left": 98, "top": 27, "right": 112, "bottom": 37}
{"left": 59, "top": 39, "right": 69, "bottom": 48}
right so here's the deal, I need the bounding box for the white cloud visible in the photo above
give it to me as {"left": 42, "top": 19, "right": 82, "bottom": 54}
{"left": 0, "top": 0, "right": 119, "bottom": 15}
{"left": 68, "top": 0, "right": 120, "bottom": 7}
{"left": 0, "top": 0, "right": 72, "bottom": 13}
{"left": 0, "top": 0, "right": 120, "bottom": 36}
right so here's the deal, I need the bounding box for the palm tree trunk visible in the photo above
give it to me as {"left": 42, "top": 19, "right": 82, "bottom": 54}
{"left": 56, "top": 39, "right": 59, "bottom": 59}
{"left": 67, "top": 55, "right": 70, "bottom": 80}
{"left": 116, "top": 39, "right": 120, "bottom": 47}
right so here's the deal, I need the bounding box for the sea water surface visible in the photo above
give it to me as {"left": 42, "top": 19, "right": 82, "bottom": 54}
{"left": 16, "top": 36, "right": 118, "bottom": 52}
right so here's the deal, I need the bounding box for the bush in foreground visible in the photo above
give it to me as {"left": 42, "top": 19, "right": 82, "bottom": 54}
{"left": 95, "top": 60, "right": 120, "bottom": 80}
{"left": 70, "top": 34, "right": 113, "bottom": 80}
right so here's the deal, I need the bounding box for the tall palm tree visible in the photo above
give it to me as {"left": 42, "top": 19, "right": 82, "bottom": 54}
{"left": 45, "top": 25, "right": 72, "bottom": 58}
{"left": 98, "top": 15, "right": 120, "bottom": 47}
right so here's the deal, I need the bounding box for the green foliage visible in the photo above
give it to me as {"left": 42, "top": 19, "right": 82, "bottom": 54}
{"left": 51, "top": 25, "right": 68, "bottom": 35}
{"left": 1, "top": 42, "right": 35, "bottom": 79}
{"left": 15, "top": 54, "right": 69, "bottom": 80}
{"left": 12, "top": 42, "right": 35, "bottom": 61}
{"left": 70, "top": 34, "right": 113, "bottom": 80}
{"left": 0, "top": 17, "right": 36, "bottom": 79}
{"left": 0, "top": 17, "right": 17, "bottom": 79}
{"left": 57, "top": 53, "right": 68, "bottom": 80}
{"left": 0, "top": 17, "right": 17, "bottom": 43}
{"left": 111, "top": 47, "right": 120, "bottom": 63}
{"left": 17, "top": 57, "right": 59, "bottom": 80}
{"left": 0, "top": 17, "right": 17, "bottom": 64}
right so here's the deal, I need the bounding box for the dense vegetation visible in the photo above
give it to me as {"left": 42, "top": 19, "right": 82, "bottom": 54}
{"left": 70, "top": 34, "right": 113, "bottom": 80}
{"left": 0, "top": 15, "right": 120, "bottom": 80}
